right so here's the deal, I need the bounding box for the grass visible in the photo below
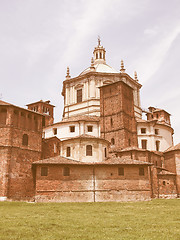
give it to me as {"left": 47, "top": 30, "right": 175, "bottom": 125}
{"left": 0, "top": 199, "right": 179, "bottom": 240}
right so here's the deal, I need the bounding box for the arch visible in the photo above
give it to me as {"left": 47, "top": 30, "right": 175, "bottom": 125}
{"left": 86, "top": 145, "right": 92, "bottom": 156}
{"left": 66, "top": 147, "right": 71, "bottom": 157}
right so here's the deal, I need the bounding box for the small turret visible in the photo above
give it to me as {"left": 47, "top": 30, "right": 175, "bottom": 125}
{"left": 120, "top": 60, "right": 126, "bottom": 73}
{"left": 134, "top": 71, "right": 138, "bottom": 81}
{"left": 93, "top": 36, "right": 106, "bottom": 64}
{"left": 66, "top": 66, "right": 71, "bottom": 79}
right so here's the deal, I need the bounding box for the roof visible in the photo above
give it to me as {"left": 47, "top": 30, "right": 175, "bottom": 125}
{"left": 26, "top": 100, "right": 55, "bottom": 107}
{"left": 33, "top": 155, "right": 151, "bottom": 166}
{"left": 0, "top": 100, "right": 11, "bottom": 106}
{"left": 61, "top": 115, "right": 100, "bottom": 123}
{"left": 148, "top": 106, "right": 170, "bottom": 115}
{"left": 158, "top": 170, "right": 176, "bottom": 176}
{"left": 42, "top": 136, "right": 61, "bottom": 142}
{"left": 110, "top": 146, "right": 147, "bottom": 153}
{"left": 110, "top": 146, "right": 163, "bottom": 156}
{"left": 43, "top": 115, "right": 100, "bottom": 129}
{"left": 62, "top": 134, "right": 110, "bottom": 144}
{"left": 0, "top": 100, "right": 43, "bottom": 116}
{"left": 165, "top": 143, "right": 180, "bottom": 152}
{"left": 80, "top": 63, "right": 118, "bottom": 76}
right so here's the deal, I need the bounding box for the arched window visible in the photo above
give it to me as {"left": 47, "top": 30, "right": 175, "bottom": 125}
{"left": 66, "top": 147, "right": 71, "bottom": 157}
{"left": 22, "top": 134, "right": 28, "bottom": 146}
{"left": 96, "top": 53, "right": 98, "bottom": 59}
{"left": 111, "top": 138, "right": 115, "bottom": 145}
{"left": 86, "top": 145, "right": 92, "bottom": 156}
{"left": 100, "top": 52, "right": 102, "bottom": 59}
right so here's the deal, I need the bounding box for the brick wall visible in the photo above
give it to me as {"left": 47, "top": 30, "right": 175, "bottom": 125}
{"left": 100, "top": 81, "right": 138, "bottom": 150}
{"left": 0, "top": 105, "right": 43, "bottom": 200}
{"left": 35, "top": 164, "right": 151, "bottom": 202}
{"left": 42, "top": 137, "right": 60, "bottom": 159}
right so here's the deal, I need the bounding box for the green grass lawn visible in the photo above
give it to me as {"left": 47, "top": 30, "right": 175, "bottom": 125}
{"left": 0, "top": 199, "right": 179, "bottom": 240}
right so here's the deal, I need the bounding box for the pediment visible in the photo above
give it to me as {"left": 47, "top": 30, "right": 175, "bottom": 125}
{"left": 75, "top": 84, "right": 84, "bottom": 89}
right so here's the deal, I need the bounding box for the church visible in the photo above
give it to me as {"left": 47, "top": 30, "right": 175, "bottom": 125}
{"left": 0, "top": 39, "right": 179, "bottom": 202}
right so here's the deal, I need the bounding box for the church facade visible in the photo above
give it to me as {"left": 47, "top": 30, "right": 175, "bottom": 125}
{"left": 0, "top": 39, "right": 179, "bottom": 202}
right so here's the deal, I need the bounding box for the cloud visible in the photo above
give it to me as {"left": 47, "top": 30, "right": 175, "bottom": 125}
{"left": 137, "top": 25, "right": 180, "bottom": 83}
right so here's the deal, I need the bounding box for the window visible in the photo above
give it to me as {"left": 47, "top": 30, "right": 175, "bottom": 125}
{"left": 54, "top": 143, "right": 57, "bottom": 153}
{"left": 156, "top": 141, "right": 160, "bottom": 151}
{"left": 53, "top": 128, "right": 57, "bottom": 135}
{"left": 63, "top": 167, "right": 70, "bottom": 176}
{"left": 139, "top": 167, "right": 144, "bottom": 176}
{"left": 66, "top": 147, "right": 71, "bottom": 157}
{"left": 69, "top": 126, "right": 75, "bottom": 132}
{"left": 156, "top": 114, "right": 158, "bottom": 118}
{"left": 128, "top": 139, "right": 131, "bottom": 146}
{"left": 86, "top": 145, "right": 92, "bottom": 156}
{"left": 141, "top": 139, "right": 147, "bottom": 149}
{"left": 141, "top": 128, "right": 146, "bottom": 134}
{"left": 22, "top": 134, "right": 28, "bottom": 146}
{"left": 155, "top": 129, "right": 159, "bottom": 135}
{"left": 104, "top": 148, "right": 107, "bottom": 158}
{"left": 87, "top": 125, "right": 93, "bottom": 132}
{"left": 118, "top": 167, "right": 124, "bottom": 176}
{"left": 77, "top": 89, "right": 82, "bottom": 103}
{"left": 0, "top": 108, "right": 7, "bottom": 125}
{"left": 14, "top": 110, "right": 18, "bottom": 115}
{"left": 111, "top": 117, "right": 113, "bottom": 127}
{"left": 111, "top": 138, "right": 115, "bottom": 145}
{"left": 163, "top": 181, "right": 166, "bottom": 186}
{"left": 41, "top": 167, "right": 48, "bottom": 176}
{"left": 100, "top": 52, "right": 102, "bottom": 58}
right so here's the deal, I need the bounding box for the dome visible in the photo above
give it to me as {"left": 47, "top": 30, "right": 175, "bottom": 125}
{"left": 80, "top": 63, "right": 118, "bottom": 76}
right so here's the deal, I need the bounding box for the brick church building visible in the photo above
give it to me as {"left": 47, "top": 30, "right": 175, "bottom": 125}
{"left": 0, "top": 39, "right": 179, "bottom": 202}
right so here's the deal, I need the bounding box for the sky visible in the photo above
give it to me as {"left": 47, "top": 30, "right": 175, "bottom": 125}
{"left": 0, "top": 0, "right": 180, "bottom": 144}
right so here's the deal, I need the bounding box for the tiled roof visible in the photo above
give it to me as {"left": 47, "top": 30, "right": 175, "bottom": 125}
{"left": 165, "top": 143, "right": 180, "bottom": 152}
{"left": 63, "top": 134, "right": 110, "bottom": 143}
{"left": 33, "top": 155, "right": 151, "bottom": 166}
{"left": 42, "top": 136, "right": 61, "bottom": 142}
{"left": 61, "top": 115, "right": 100, "bottom": 123}
{"left": 0, "top": 100, "right": 43, "bottom": 115}
{"left": 26, "top": 100, "right": 55, "bottom": 107}
{"left": 0, "top": 100, "right": 11, "bottom": 106}
{"left": 158, "top": 170, "right": 176, "bottom": 175}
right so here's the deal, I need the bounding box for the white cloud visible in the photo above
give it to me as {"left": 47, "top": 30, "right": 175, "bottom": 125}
{"left": 138, "top": 25, "right": 180, "bottom": 83}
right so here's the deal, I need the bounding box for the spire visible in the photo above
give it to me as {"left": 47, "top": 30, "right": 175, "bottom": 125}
{"left": 93, "top": 37, "right": 106, "bottom": 64}
{"left": 66, "top": 66, "right": 71, "bottom": 79}
{"left": 134, "top": 71, "right": 138, "bottom": 81}
{"left": 98, "top": 36, "right": 101, "bottom": 46}
{"left": 120, "top": 60, "right": 126, "bottom": 73}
